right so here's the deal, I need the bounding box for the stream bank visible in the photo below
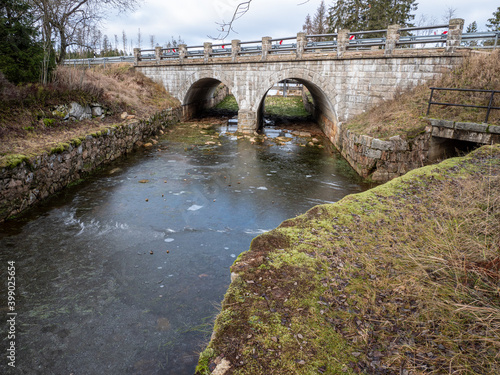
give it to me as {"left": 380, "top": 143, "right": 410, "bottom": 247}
{"left": 197, "top": 144, "right": 500, "bottom": 375}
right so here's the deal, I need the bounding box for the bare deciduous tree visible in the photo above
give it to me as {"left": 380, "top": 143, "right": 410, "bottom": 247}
{"left": 137, "top": 27, "right": 142, "bottom": 48}
{"left": 210, "top": 0, "right": 309, "bottom": 40}
{"left": 122, "top": 29, "right": 127, "bottom": 55}
{"left": 31, "top": 0, "right": 140, "bottom": 63}
{"left": 442, "top": 7, "right": 457, "bottom": 23}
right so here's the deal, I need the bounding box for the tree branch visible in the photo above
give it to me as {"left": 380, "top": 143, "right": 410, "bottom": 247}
{"left": 209, "top": 0, "right": 310, "bottom": 40}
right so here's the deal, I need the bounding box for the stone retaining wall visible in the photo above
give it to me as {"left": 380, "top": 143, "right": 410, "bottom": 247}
{"left": 338, "top": 118, "right": 500, "bottom": 182}
{"left": 338, "top": 127, "right": 434, "bottom": 182}
{"left": 0, "top": 107, "right": 182, "bottom": 222}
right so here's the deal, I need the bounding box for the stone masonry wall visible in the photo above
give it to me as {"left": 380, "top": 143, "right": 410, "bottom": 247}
{"left": 0, "top": 107, "right": 182, "bottom": 222}
{"left": 338, "top": 127, "right": 434, "bottom": 182}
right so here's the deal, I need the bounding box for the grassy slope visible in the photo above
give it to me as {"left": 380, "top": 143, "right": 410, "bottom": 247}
{"left": 197, "top": 144, "right": 500, "bottom": 374}
{"left": 0, "top": 64, "right": 179, "bottom": 168}
{"left": 345, "top": 50, "right": 500, "bottom": 140}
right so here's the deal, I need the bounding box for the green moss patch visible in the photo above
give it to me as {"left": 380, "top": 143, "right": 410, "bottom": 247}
{"left": 0, "top": 154, "right": 31, "bottom": 169}
{"left": 165, "top": 121, "right": 223, "bottom": 147}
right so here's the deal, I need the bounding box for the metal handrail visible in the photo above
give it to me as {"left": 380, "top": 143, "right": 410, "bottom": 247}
{"left": 427, "top": 87, "right": 500, "bottom": 123}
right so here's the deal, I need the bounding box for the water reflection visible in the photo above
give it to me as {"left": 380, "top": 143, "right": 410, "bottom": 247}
{"left": 0, "top": 122, "right": 372, "bottom": 374}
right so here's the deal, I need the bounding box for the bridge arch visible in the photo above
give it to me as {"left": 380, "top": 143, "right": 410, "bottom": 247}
{"left": 178, "top": 71, "right": 238, "bottom": 119}
{"left": 253, "top": 69, "right": 340, "bottom": 140}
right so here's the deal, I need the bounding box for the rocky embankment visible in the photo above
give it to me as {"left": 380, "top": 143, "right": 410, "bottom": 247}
{"left": 197, "top": 144, "right": 500, "bottom": 375}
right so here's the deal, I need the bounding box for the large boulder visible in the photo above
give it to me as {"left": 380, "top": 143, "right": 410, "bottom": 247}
{"left": 69, "top": 102, "right": 86, "bottom": 120}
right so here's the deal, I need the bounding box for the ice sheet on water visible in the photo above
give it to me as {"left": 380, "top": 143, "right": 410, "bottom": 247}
{"left": 244, "top": 229, "right": 271, "bottom": 235}
{"left": 257, "top": 186, "right": 268, "bottom": 190}
{"left": 187, "top": 204, "right": 203, "bottom": 211}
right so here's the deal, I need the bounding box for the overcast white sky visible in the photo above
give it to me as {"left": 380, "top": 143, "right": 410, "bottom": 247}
{"left": 104, "top": 0, "right": 499, "bottom": 51}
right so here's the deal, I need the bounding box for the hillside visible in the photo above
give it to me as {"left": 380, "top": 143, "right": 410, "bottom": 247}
{"left": 0, "top": 64, "right": 179, "bottom": 168}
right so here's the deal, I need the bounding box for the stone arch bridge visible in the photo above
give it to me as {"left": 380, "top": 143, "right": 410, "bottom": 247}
{"left": 135, "top": 19, "right": 470, "bottom": 144}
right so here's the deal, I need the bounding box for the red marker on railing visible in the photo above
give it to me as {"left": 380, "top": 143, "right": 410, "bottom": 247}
{"left": 349, "top": 35, "right": 355, "bottom": 40}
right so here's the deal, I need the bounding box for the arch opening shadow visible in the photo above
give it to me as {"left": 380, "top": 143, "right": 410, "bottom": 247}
{"left": 183, "top": 79, "right": 238, "bottom": 120}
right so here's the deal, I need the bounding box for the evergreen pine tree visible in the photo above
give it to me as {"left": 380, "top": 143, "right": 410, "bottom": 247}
{"left": 0, "top": 0, "right": 46, "bottom": 83}
{"left": 312, "top": 1, "right": 328, "bottom": 35}
{"left": 327, "top": 0, "right": 417, "bottom": 33}
{"left": 486, "top": 7, "right": 500, "bottom": 31}
{"left": 465, "top": 21, "right": 478, "bottom": 47}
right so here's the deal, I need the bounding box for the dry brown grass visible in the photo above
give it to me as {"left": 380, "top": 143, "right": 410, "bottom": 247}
{"left": 332, "top": 145, "right": 500, "bottom": 373}
{"left": 346, "top": 50, "right": 500, "bottom": 139}
{"left": 54, "top": 64, "right": 179, "bottom": 116}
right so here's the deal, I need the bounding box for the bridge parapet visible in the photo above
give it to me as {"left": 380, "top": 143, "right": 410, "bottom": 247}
{"left": 65, "top": 19, "right": 499, "bottom": 68}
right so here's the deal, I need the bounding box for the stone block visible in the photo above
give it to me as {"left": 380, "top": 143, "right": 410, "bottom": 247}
{"left": 389, "top": 135, "right": 409, "bottom": 151}
{"left": 371, "top": 138, "right": 392, "bottom": 151}
{"left": 364, "top": 148, "right": 382, "bottom": 159}
{"left": 429, "top": 118, "right": 454, "bottom": 128}
{"left": 487, "top": 125, "right": 500, "bottom": 134}
{"left": 455, "top": 122, "right": 488, "bottom": 133}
